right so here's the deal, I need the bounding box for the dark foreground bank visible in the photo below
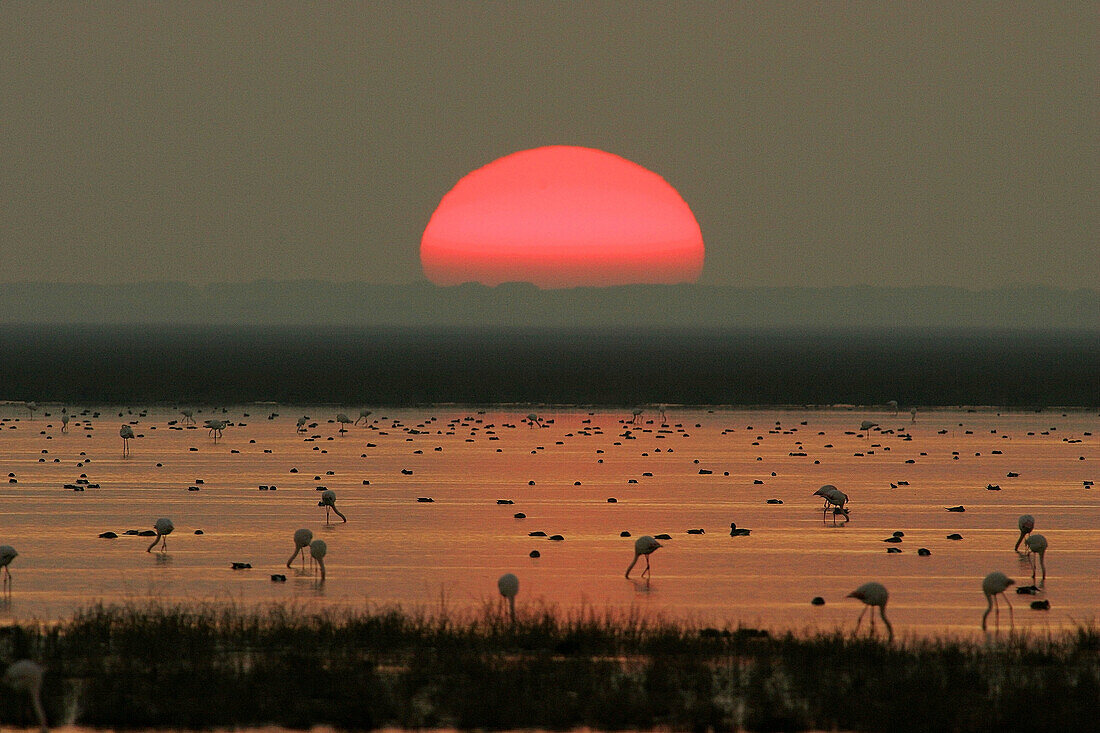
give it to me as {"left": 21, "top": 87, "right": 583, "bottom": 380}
{"left": 1, "top": 325, "right": 1098, "bottom": 406}
{"left": 1, "top": 604, "right": 1097, "bottom": 732}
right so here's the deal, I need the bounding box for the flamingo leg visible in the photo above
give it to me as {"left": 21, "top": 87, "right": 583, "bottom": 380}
{"left": 287, "top": 547, "right": 300, "bottom": 568}
{"left": 642, "top": 554, "right": 651, "bottom": 578}
{"left": 508, "top": 596, "right": 516, "bottom": 625}
{"left": 879, "top": 607, "right": 894, "bottom": 642}
{"left": 1038, "top": 554, "right": 1046, "bottom": 586}
{"left": 855, "top": 606, "right": 867, "bottom": 634}
{"left": 1004, "top": 593, "right": 1013, "bottom": 628}
{"left": 333, "top": 506, "right": 347, "bottom": 523}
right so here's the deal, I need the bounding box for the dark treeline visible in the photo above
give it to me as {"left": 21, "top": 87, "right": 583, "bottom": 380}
{"left": 0, "top": 325, "right": 1097, "bottom": 407}
{"left": 1, "top": 604, "right": 1097, "bottom": 732}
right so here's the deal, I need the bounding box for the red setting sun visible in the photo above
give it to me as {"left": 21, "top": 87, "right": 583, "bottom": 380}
{"left": 420, "top": 146, "right": 704, "bottom": 288}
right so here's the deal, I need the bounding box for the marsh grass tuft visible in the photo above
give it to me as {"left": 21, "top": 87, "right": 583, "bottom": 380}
{"left": 1, "top": 603, "right": 1097, "bottom": 731}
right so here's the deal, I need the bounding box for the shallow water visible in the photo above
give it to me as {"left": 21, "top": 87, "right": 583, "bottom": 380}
{"left": 0, "top": 404, "right": 1095, "bottom": 637}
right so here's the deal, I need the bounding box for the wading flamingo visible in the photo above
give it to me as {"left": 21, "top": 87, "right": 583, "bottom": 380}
{"left": 0, "top": 545, "right": 17, "bottom": 590}
{"left": 336, "top": 413, "right": 352, "bottom": 434}
{"left": 813, "top": 485, "right": 849, "bottom": 525}
{"left": 296, "top": 416, "right": 308, "bottom": 433}
{"left": 60, "top": 413, "right": 70, "bottom": 432}
{"left": 526, "top": 413, "right": 541, "bottom": 427}
{"left": 287, "top": 528, "right": 314, "bottom": 568}
{"left": 119, "top": 425, "right": 134, "bottom": 456}
{"left": 180, "top": 409, "right": 195, "bottom": 424}
{"left": 310, "top": 539, "right": 327, "bottom": 581}
{"left": 1014, "top": 514, "right": 1035, "bottom": 552}
{"left": 625, "top": 535, "right": 662, "bottom": 579}
{"left": 847, "top": 581, "right": 893, "bottom": 641}
{"left": 497, "top": 572, "right": 519, "bottom": 624}
{"left": 146, "top": 517, "right": 174, "bottom": 553}
{"left": 204, "top": 419, "right": 226, "bottom": 442}
{"left": 355, "top": 409, "right": 372, "bottom": 425}
{"left": 318, "top": 490, "right": 347, "bottom": 524}
{"left": 3, "top": 660, "right": 47, "bottom": 732}
{"left": 981, "top": 571, "right": 1015, "bottom": 631}
{"left": 630, "top": 408, "right": 643, "bottom": 424}
{"left": 1024, "top": 534, "right": 1048, "bottom": 586}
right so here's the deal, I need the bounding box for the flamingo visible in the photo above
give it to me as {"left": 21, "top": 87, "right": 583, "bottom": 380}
{"left": 526, "top": 413, "right": 541, "bottom": 427}
{"left": 287, "top": 528, "right": 314, "bottom": 568}
{"left": 847, "top": 581, "right": 893, "bottom": 641}
{"left": 296, "top": 416, "right": 308, "bottom": 433}
{"left": 60, "top": 413, "right": 70, "bottom": 433}
{"left": 0, "top": 545, "right": 17, "bottom": 590}
{"left": 146, "top": 517, "right": 174, "bottom": 552}
{"left": 355, "top": 409, "right": 372, "bottom": 425}
{"left": 119, "top": 425, "right": 134, "bottom": 456}
{"left": 318, "top": 490, "right": 347, "bottom": 524}
{"left": 3, "top": 660, "right": 47, "bottom": 733}
{"left": 981, "top": 571, "right": 1015, "bottom": 631}
{"left": 497, "top": 572, "right": 519, "bottom": 624}
{"left": 813, "top": 485, "right": 849, "bottom": 525}
{"left": 25, "top": 401, "right": 37, "bottom": 418}
{"left": 204, "top": 419, "right": 226, "bottom": 442}
{"left": 180, "top": 409, "right": 195, "bottom": 424}
{"left": 1024, "top": 533, "right": 1048, "bottom": 586}
{"left": 888, "top": 400, "right": 898, "bottom": 415}
{"left": 910, "top": 408, "right": 917, "bottom": 423}
{"left": 859, "top": 420, "right": 877, "bottom": 434}
{"left": 336, "top": 413, "right": 353, "bottom": 435}
{"left": 625, "top": 535, "right": 661, "bottom": 579}
{"left": 1014, "top": 514, "right": 1035, "bottom": 552}
{"left": 630, "top": 408, "right": 643, "bottom": 424}
{"left": 309, "top": 539, "right": 327, "bottom": 581}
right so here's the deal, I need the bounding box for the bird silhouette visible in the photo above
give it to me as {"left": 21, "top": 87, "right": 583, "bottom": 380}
{"left": 60, "top": 413, "right": 70, "bottom": 432}
{"left": 203, "top": 419, "right": 226, "bottom": 442}
{"left": 335, "top": 413, "right": 352, "bottom": 434}
{"left": 497, "top": 572, "right": 519, "bottom": 624}
{"left": 847, "top": 581, "right": 893, "bottom": 641}
{"left": 318, "top": 490, "right": 347, "bottom": 524}
{"left": 630, "top": 408, "right": 643, "bottom": 424}
{"left": 287, "top": 528, "right": 314, "bottom": 568}
{"left": 813, "top": 485, "right": 849, "bottom": 525}
{"left": 3, "top": 660, "right": 47, "bottom": 732}
{"left": 309, "top": 539, "right": 327, "bottom": 581}
{"left": 1024, "top": 533, "right": 1048, "bottom": 586}
{"left": 180, "top": 409, "right": 195, "bottom": 424}
{"left": 1014, "top": 514, "right": 1035, "bottom": 552}
{"left": 119, "top": 424, "right": 134, "bottom": 456}
{"left": 0, "top": 545, "right": 18, "bottom": 591}
{"left": 355, "top": 409, "right": 372, "bottom": 425}
{"left": 296, "top": 416, "right": 308, "bottom": 433}
{"left": 625, "top": 535, "right": 662, "bottom": 580}
{"left": 981, "top": 571, "right": 1015, "bottom": 631}
{"left": 526, "top": 412, "right": 541, "bottom": 427}
{"left": 146, "top": 517, "right": 174, "bottom": 553}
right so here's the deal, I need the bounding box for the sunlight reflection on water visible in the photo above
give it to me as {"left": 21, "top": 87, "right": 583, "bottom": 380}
{"left": 0, "top": 404, "right": 1095, "bottom": 638}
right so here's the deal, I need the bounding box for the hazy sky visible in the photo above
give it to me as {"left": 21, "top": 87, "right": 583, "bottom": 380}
{"left": 1, "top": 2, "right": 1095, "bottom": 288}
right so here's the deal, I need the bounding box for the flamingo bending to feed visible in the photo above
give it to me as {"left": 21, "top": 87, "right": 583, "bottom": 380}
{"left": 355, "top": 409, "right": 372, "bottom": 425}
{"left": 847, "top": 581, "right": 893, "bottom": 641}
{"left": 287, "top": 528, "right": 314, "bottom": 568}
{"left": 318, "top": 490, "right": 347, "bottom": 524}
{"left": 0, "top": 545, "right": 18, "bottom": 589}
{"left": 813, "top": 485, "right": 849, "bottom": 525}
{"left": 146, "top": 517, "right": 174, "bottom": 552}
{"left": 336, "top": 413, "right": 352, "bottom": 434}
{"left": 497, "top": 572, "right": 519, "bottom": 624}
{"left": 1024, "top": 534, "right": 1048, "bottom": 586}
{"left": 310, "top": 539, "right": 327, "bottom": 581}
{"left": 1014, "top": 514, "right": 1035, "bottom": 552}
{"left": 981, "top": 571, "right": 1015, "bottom": 631}
{"left": 625, "top": 535, "right": 662, "bottom": 579}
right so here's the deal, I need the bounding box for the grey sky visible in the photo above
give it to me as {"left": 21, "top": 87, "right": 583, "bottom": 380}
{"left": 1, "top": 2, "right": 1095, "bottom": 288}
